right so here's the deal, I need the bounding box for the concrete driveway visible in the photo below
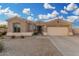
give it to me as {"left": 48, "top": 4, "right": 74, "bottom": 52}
{"left": 48, "top": 36, "right": 79, "bottom": 56}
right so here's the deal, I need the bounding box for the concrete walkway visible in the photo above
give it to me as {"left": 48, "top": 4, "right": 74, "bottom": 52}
{"left": 48, "top": 36, "right": 79, "bottom": 56}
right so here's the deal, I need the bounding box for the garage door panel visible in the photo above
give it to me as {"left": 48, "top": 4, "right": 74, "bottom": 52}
{"left": 47, "top": 27, "right": 69, "bottom": 36}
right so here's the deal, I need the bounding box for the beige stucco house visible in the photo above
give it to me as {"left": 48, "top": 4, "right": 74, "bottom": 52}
{"left": 7, "top": 16, "right": 73, "bottom": 36}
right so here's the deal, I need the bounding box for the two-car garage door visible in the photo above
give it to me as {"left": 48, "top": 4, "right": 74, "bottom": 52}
{"left": 47, "top": 27, "right": 69, "bottom": 36}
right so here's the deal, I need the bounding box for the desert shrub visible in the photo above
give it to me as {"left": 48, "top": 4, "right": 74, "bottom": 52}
{"left": 21, "top": 36, "right": 24, "bottom": 38}
{"left": 1, "top": 32, "right": 7, "bottom": 35}
{"left": 32, "top": 32, "right": 38, "bottom": 35}
{"left": 0, "top": 41, "right": 4, "bottom": 52}
{"left": 11, "top": 36, "right": 15, "bottom": 39}
{"left": 0, "top": 32, "right": 7, "bottom": 37}
{"left": 0, "top": 33, "right": 2, "bottom": 37}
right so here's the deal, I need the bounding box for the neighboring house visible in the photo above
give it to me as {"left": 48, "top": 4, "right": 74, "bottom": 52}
{"left": 7, "top": 16, "right": 73, "bottom": 36}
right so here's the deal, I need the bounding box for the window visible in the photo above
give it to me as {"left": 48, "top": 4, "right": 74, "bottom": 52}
{"left": 13, "top": 23, "right": 21, "bottom": 32}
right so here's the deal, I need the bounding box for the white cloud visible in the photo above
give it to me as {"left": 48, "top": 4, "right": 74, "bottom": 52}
{"left": 66, "top": 16, "right": 79, "bottom": 22}
{"left": 34, "top": 18, "right": 38, "bottom": 21}
{"left": 43, "top": 3, "right": 55, "bottom": 9}
{"left": 51, "top": 10, "right": 59, "bottom": 17}
{"left": 4, "top": 10, "right": 20, "bottom": 18}
{"left": 38, "top": 14, "right": 48, "bottom": 20}
{"left": 0, "top": 7, "right": 10, "bottom": 14}
{"left": 64, "top": 3, "right": 78, "bottom": 11}
{"left": 59, "top": 16, "right": 64, "bottom": 19}
{"left": 73, "top": 8, "right": 79, "bottom": 15}
{"left": 64, "top": 6, "right": 67, "bottom": 10}
{"left": 47, "top": 13, "right": 54, "bottom": 18}
{"left": 27, "top": 16, "right": 33, "bottom": 21}
{"left": 30, "top": 14, "right": 34, "bottom": 16}
{"left": 0, "top": 7, "right": 20, "bottom": 18}
{"left": 60, "top": 10, "right": 68, "bottom": 14}
{"left": 23, "top": 8, "right": 30, "bottom": 15}
{"left": 38, "top": 10, "right": 59, "bottom": 20}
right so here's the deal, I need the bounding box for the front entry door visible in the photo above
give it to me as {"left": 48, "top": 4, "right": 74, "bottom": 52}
{"left": 33, "top": 26, "right": 43, "bottom": 35}
{"left": 37, "top": 26, "right": 42, "bottom": 34}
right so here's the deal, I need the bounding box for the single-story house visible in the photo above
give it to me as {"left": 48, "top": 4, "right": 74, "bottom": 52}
{"left": 7, "top": 16, "right": 73, "bottom": 36}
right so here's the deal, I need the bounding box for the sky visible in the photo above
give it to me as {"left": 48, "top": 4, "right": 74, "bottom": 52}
{"left": 0, "top": 3, "right": 79, "bottom": 28}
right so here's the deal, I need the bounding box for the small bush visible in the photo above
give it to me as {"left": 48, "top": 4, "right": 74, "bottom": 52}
{"left": 21, "top": 36, "right": 24, "bottom": 38}
{"left": 1, "top": 32, "right": 7, "bottom": 35}
{"left": 0, "top": 32, "right": 7, "bottom": 37}
{"left": 32, "top": 32, "right": 38, "bottom": 35}
{"left": 0, "top": 33, "right": 2, "bottom": 37}
{"left": 11, "top": 36, "right": 15, "bottom": 39}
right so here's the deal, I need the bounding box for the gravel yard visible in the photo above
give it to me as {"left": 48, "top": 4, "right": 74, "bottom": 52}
{"left": 0, "top": 36, "right": 62, "bottom": 56}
